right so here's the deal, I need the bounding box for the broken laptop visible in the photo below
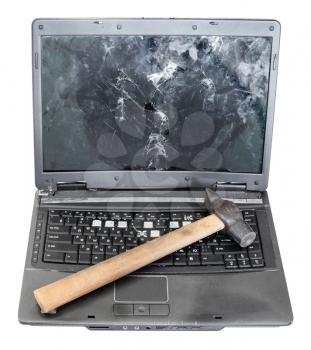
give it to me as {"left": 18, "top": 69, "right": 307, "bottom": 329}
{"left": 18, "top": 18, "right": 293, "bottom": 330}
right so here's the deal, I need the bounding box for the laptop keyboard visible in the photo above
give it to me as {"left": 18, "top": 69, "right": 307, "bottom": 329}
{"left": 38, "top": 209, "right": 264, "bottom": 271}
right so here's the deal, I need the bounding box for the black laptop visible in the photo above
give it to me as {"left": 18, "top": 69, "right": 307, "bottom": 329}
{"left": 18, "top": 18, "right": 293, "bottom": 330}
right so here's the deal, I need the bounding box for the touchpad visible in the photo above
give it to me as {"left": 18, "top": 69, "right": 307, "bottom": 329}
{"left": 114, "top": 276, "right": 168, "bottom": 302}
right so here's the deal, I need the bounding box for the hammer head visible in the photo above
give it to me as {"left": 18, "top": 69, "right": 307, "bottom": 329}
{"left": 205, "top": 188, "right": 256, "bottom": 248}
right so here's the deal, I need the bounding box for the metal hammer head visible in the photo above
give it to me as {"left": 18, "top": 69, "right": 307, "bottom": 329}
{"left": 205, "top": 188, "right": 256, "bottom": 248}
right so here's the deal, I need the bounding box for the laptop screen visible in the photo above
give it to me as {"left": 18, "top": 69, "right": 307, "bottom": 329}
{"left": 41, "top": 35, "right": 272, "bottom": 173}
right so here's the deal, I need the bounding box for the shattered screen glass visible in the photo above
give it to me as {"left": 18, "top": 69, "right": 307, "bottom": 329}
{"left": 41, "top": 35, "right": 272, "bottom": 173}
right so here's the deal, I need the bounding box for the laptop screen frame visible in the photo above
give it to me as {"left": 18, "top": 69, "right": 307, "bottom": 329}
{"left": 32, "top": 18, "right": 281, "bottom": 191}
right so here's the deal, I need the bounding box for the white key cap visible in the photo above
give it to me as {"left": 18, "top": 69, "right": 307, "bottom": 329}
{"left": 92, "top": 219, "right": 102, "bottom": 227}
{"left": 137, "top": 230, "right": 148, "bottom": 238}
{"left": 182, "top": 221, "right": 191, "bottom": 226}
{"left": 150, "top": 230, "right": 160, "bottom": 238}
{"left": 169, "top": 221, "right": 179, "bottom": 229}
{"left": 143, "top": 221, "right": 153, "bottom": 229}
{"left": 118, "top": 221, "right": 128, "bottom": 228}
{"left": 105, "top": 220, "right": 115, "bottom": 228}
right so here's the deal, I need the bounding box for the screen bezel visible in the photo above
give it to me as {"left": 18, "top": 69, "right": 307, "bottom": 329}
{"left": 32, "top": 18, "right": 281, "bottom": 191}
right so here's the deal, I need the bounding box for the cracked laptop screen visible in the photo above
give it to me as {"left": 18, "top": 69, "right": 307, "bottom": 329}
{"left": 41, "top": 35, "right": 272, "bottom": 173}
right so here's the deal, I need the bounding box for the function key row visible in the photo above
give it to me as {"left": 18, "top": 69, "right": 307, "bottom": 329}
{"left": 49, "top": 210, "right": 206, "bottom": 221}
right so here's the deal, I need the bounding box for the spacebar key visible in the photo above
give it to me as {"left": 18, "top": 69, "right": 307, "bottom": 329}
{"left": 44, "top": 252, "right": 64, "bottom": 263}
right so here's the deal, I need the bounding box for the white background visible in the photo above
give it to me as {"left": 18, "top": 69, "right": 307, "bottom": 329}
{"left": 0, "top": 0, "right": 310, "bottom": 348}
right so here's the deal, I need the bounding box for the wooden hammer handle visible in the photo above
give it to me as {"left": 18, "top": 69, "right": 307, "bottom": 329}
{"left": 34, "top": 214, "right": 224, "bottom": 313}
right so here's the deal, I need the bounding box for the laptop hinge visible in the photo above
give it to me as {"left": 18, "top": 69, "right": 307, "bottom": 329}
{"left": 214, "top": 182, "right": 247, "bottom": 191}
{"left": 56, "top": 181, "right": 87, "bottom": 191}
{"left": 38, "top": 181, "right": 87, "bottom": 197}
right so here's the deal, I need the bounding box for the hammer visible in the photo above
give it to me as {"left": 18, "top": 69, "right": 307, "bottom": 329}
{"left": 34, "top": 188, "right": 256, "bottom": 313}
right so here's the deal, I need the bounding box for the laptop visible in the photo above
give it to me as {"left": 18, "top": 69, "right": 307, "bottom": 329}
{"left": 18, "top": 18, "right": 293, "bottom": 330}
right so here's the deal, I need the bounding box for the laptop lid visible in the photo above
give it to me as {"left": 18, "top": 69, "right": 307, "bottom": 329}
{"left": 32, "top": 18, "right": 280, "bottom": 192}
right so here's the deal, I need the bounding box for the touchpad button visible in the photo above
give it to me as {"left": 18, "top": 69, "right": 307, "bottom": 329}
{"left": 114, "top": 276, "right": 168, "bottom": 303}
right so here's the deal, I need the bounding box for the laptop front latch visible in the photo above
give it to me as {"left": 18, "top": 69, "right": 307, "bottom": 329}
{"left": 214, "top": 182, "right": 247, "bottom": 191}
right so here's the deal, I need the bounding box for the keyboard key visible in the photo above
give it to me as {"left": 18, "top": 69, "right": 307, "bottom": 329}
{"left": 169, "top": 221, "right": 180, "bottom": 229}
{"left": 73, "top": 235, "right": 86, "bottom": 244}
{"left": 49, "top": 210, "right": 61, "bottom": 217}
{"left": 74, "top": 211, "right": 85, "bottom": 218}
{"left": 224, "top": 253, "right": 236, "bottom": 261}
{"left": 225, "top": 260, "right": 238, "bottom": 269}
{"left": 138, "top": 237, "right": 148, "bottom": 244}
{"left": 44, "top": 252, "right": 64, "bottom": 263}
{"left": 65, "top": 217, "right": 77, "bottom": 226}
{"left": 150, "top": 230, "right": 161, "bottom": 238}
{"left": 187, "top": 247, "right": 200, "bottom": 255}
{"left": 244, "top": 217, "right": 256, "bottom": 224}
{"left": 79, "top": 253, "right": 91, "bottom": 264}
{"left": 47, "top": 234, "right": 72, "bottom": 243}
{"left": 84, "top": 227, "right": 96, "bottom": 236}
{"left": 251, "top": 258, "right": 264, "bottom": 267}
{"left": 159, "top": 213, "right": 170, "bottom": 220}
{"left": 182, "top": 221, "right": 191, "bottom": 226}
{"left": 238, "top": 259, "right": 251, "bottom": 268}
{"left": 243, "top": 210, "right": 255, "bottom": 217}
{"left": 113, "top": 237, "right": 125, "bottom": 245}
{"left": 105, "top": 220, "right": 115, "bottom": 228}
{"left": 110, "top": 228, "right": 122, "bottom": 237}
{"left": 237, "top": 253, "right": 249, "bottom": 260}
{"left": 151, "top": 255, "right": 173, "bottom": 266}
{"left": 188, "top": 255, "right": 200, "bottom": 265}
{"left": 93, "top": 245, "right": 105, "bottom": 254}
{"left": 125, "top": 237, "right": 138, "bottom": 246}
{"left": 86, "top": 211, "right": 96, "bottom": 219}
{"left": 99, "top": 237, "right": 112, "bottom": 245}
{"left": 86, "top": 235, "right": 98, "bottom": 245}
{"left": 171, "top": 213, "right": 183, "bottom": 220}
{"left": 214, "top": 245, "right": 243, "bottom": 254}
{"left": 249, "top": 252, "right": 263, "bottom": 260}
{"left": 183, "top": 213, "right": 195, "bottom": 221}
{"left": 92, "top": 254, "right": 104, "bottom": 264}
{"left": 132, "top": 220, "right": 144, "bottom": 229}
{"left": 119, "top": 245, "right": 126, "bottom": 253}
{"left": 92, "top": 219, "right": 102, "bottom": 227}
{"left": 78, "top": 217, "right": 91, "bottom": 226}
{"left": 79, "top": 244, "right": 92, "bottom": 253}
{"left": 143, "top": 221, "right": 153, "bottom": 229}
{"left": 175, "top": 248, "right": 186, "bottom": 255}
{"left": 45, "top": 243, "right": 78, "bottom": 253}
{"left": 49, "top": 217, "right": 64, "bottom": 225}
{"left": 123, "top": 229, "right": 135, "bottom": 238}
{"left": 206, "top": 237, "right": 219, "bottom": 245}
{"left": 47, "top": 225, "right": 70, "bottom": 234}
{"left": 201, "top": 245, "right": 213, "bottom": 254}
{"left": 97, "top": 228, "right": 109, "bottom": 236}
{"left": 247, "top": 243, "right": 261, "bottom": 252}
{"left": 154, "top": 219, "right": 167, "bottom": 228}
{"left": 117, "top": 221, "right": 128, "bottom": 228}
{"left": 65, "top": 253, "right": 78, "bottom": 264}
{"left": 134, "top": 213, "right": 145, "bottom": 220}
{"left": 121, "top": 213, "right": 133, "bottom": 220}
{"left": 201, "top": 255, "right": 224, "bottom": 265}
{"left": 106, "top": 245, "right": 119, "bottom": 255}
{"left": 71, "top": 226, "right": 83, "bottom": 235}
{"left": 110, "top": 213, "right": 122, "bottom": 220}
{"left": 97, "top": 212, "right": 109, "bottom": 220}
{"left": 174, "top": 255, "right": 187, "bottom": 266}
